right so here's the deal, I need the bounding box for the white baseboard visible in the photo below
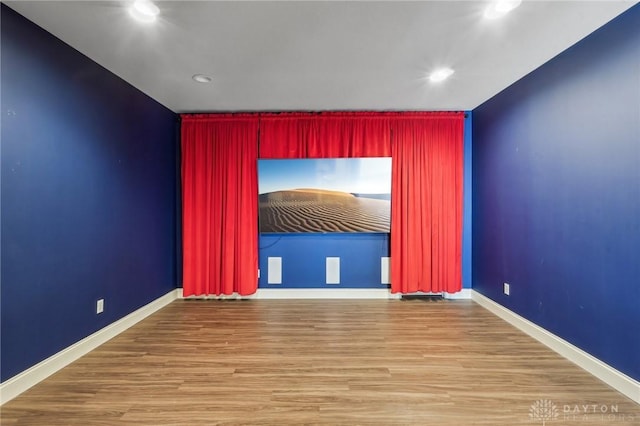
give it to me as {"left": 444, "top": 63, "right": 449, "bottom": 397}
{"left": 178, "top": 288, "right": 472, "bottom": 300}
{"left": 180, "top": 288, "right": 401, "bottom": 299}
{"left": 472, "top": 290, "right": 640, "bottom": 404}
{"left": 0, "top": 289, "right": 179, "bottom": 405}
{"left": 445, "top": 289, "right": 472, "bottom": 299}
{"left": 254, "top": 288, "right": 402, "bottom": 299}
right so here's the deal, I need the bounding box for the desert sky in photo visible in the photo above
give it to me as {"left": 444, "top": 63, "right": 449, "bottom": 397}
{"left": 258, "top": 158, "right": 391, "bottom": 195}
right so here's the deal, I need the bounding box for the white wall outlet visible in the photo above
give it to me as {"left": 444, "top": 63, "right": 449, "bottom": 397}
{"left": 503, "top": 283, "right": 510, "bottom": 296}
{"left": 96, "top": 299, "right": 104, "bottom": 314}
{"left": 258, "top": 268, "right": 260, "bottom": 279}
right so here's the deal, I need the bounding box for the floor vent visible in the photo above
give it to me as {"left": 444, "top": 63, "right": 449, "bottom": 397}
{"left": 401, "top": 294, "right": 445, "bottom": 302}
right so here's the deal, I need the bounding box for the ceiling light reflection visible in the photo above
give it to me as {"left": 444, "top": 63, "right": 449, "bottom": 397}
{"left": 129, "top": 0, "right": 160, "bottom": 23}
{"left": 484, "top": 0, "right": 522, "bottom": 20}
{"left": 429, "top": 68, "right": 455, "bottom": 83}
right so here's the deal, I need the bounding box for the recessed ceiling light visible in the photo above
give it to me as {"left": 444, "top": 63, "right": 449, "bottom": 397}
{"left": 428, "top": 68, "right": 455, "bottom": 83}
{"left": 129, "top": 0, "right": 160, "bottom": 23}
{"left": 484, "top": 0, "right": 522, "bottom": 20}
{"left": 192, "top": 74, "right": 213, "bottom": 84}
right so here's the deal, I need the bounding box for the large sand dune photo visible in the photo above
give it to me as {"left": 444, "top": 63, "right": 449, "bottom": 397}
{"left": 259, "top": 188, "right": 390, "bottom": 233}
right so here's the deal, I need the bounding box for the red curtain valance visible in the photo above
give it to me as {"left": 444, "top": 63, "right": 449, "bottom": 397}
{"left": 259, "top": 112, "right": 391, "bottom": 158}
{"left": 180, "top": 111, "right": 464, "bottom": 295}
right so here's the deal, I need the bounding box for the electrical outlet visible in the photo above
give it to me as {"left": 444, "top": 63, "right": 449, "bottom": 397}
{"left": 503, "top": 283, "right": 510, "bottom": 296}
{"left": 96, "top": 299, "right": 104, "bottom": 314}
{"left": 258, "top": 269, "right": 260, "bottom": 279}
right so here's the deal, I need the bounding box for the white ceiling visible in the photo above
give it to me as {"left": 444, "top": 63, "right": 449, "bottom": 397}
{"left": 5, "top": 1, "right": 637, "bottom": 113}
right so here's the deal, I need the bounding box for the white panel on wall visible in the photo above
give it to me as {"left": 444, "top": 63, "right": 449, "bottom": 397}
{"left": 381, "top": 257, "right": 390, "bottom": 284}
{"left": 326, "top": 257, "right": 341, "bottom": 284}
{"left": 267, "top": 257, "right": 282, "bottom": 284}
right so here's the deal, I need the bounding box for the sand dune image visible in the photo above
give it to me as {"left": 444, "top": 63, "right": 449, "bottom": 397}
{"left": 259, "top": 188, "right": 390, "bottom": 233}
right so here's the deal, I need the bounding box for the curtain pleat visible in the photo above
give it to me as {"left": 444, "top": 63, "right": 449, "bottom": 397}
{"left": 181, "top": 115, "right": 259, "bottom": 296}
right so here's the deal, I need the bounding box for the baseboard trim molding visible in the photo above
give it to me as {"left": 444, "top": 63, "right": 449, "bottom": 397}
{"left": 178, "top": 288, "right": 472, "bottom": 300}
{"left": 179, "top": 288, "right": 401, "bottom": 299}
{"left": 445, "top": 289, "right": 472, "bottom": 299}
{"left": 472, "top": 290, "right": 640, "bottom": 404}
{"left": 254, "top": 289, "right": 402, "bottom": 299}
{"left": 0, "top": 289, "right": 180, "bottom": 405}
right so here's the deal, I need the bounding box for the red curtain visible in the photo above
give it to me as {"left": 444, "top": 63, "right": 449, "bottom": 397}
{"left": 260, "top": 112, "right": 391, "bottom": 158}
{"left": 181, "top": 114, "right": 259, "bottom": 296}
{"left": 181, "top": 111, "right": 463, "bottom": 296}
{"left": 390, "top": 113, "right": 464, "bottom": 293}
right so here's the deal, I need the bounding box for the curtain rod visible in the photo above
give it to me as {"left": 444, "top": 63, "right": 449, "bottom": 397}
{"left": 179, "top": 111, "right": 468, "bottom": 119}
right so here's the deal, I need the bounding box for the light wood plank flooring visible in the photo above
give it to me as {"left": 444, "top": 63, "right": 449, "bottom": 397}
{"left": 2, "top": 299, "right": 638, "bottom": 425}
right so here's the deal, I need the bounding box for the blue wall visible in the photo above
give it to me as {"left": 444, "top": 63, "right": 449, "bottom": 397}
{"left": 258, "top": 113, "right": 473, "bottom": 290}
{"left": 1, "top": 5, "right": 178, "bottom": 382}
{"left": 473, "top": 5, "right": 639, "bottom": 381}
{"left": 259, "top": 233, "right": 390, "bottom": 288}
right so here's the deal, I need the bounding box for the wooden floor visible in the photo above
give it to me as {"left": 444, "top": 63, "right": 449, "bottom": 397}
{"left": 2, "top": 299, "right": 638, "bottom": 425}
